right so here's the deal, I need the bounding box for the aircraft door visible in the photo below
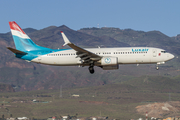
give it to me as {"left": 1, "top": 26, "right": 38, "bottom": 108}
{"left": 152, "top": 49, "right": 157, "bottom": 57}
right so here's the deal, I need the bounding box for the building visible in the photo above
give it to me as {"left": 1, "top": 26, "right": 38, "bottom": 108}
{"left": 72, "top": 94, "right": 80, "bottom": 97}
{"left": 6, "top": 118, "right": 16, "bottom": 120}
{"left": 17, "top": 117, "right": 29, "bottom": 120}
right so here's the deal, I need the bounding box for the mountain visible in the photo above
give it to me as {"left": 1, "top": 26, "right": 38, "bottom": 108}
{"left": 25, "top": 25, "right": 130, "bottom": 49}
{"left": 78, "top": 27, "right": 180, "bottom": 55}
{"left": 0, "top": 25, "right": 179, "bottom": 91}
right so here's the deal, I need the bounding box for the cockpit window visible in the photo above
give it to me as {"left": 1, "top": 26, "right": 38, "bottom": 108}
{"left": 161, "top": 51, "right": 167, "bottom": 53}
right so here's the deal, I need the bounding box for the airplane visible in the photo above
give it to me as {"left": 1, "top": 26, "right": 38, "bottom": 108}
{"left": 7, "top": 21, "right": 174, "bottom": 74}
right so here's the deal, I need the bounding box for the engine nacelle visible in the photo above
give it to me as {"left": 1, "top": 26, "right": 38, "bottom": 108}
{"left": 101, "top": 57, "right": 118, "bottom": 65}
{"left": 101, "top": 57, "right": 119, "bottom": 70}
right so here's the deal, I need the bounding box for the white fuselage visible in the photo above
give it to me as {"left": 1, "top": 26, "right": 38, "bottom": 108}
{"left": 31, "top": 47, "right": 174, "bottom": 66}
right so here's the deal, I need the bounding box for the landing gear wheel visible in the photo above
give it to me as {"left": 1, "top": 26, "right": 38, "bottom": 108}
{"left": 156, "top": 66, "right": 159, "bottom": 70}
{"left": 89, "top": 66, "right": 94, "bottom": 74}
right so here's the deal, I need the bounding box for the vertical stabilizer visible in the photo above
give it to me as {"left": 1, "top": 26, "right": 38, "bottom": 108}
{"left": 9, "top": 21, "right": 48, "bottom": 51}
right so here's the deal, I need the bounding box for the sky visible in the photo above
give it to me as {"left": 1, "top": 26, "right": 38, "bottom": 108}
{"left": 0, "top": 0, "right": 180, "bottom": 37}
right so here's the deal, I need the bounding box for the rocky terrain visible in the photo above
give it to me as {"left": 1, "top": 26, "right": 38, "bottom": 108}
{"left": 136, "top": 101, "right": 180, "bottom": 118}
{"left": 0, "top": 83, "right": 14, "bottom": 92}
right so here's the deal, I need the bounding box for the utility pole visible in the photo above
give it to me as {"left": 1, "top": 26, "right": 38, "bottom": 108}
{"left": 59, "top": 85, "right": 62, "bottom": 98}
{"left": 146, "top": 112, "right": 148, "bottom": 120}
{"left": 169, "top": 93, "right": 171, "bottom": 101}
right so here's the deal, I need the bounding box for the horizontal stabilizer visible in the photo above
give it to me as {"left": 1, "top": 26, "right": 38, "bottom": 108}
{"left": 7, "top": 47, "right": 27, "bottom": 55}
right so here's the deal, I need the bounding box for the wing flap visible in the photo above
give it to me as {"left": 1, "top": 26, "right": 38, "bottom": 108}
{"left": 68, "top": 43, "right": 100, "bottom": 58}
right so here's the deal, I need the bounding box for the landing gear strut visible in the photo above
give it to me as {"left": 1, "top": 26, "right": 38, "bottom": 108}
{"left": 89, "top": 63, "right": 94, "bottom": 74}
{"left": 156, "top": 65, "right": 159, "bottom": 70}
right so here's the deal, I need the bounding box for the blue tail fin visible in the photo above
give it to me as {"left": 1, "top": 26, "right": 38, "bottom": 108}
{"left": 9, "top": 21, "right": 49, "bottom": 51}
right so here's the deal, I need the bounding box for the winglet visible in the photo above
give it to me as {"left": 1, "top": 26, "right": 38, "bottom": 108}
{"left": 61, "top": 31, "right": 71, "bottom": 47}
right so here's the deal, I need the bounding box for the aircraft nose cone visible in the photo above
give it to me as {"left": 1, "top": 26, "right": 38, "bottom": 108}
{"left": 169, "top": 54, "right": 175, "bottom": 60}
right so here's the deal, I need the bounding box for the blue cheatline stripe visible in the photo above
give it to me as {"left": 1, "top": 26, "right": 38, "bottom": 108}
{"left": 15, "top": 49, "right": 71, "bottom": 61}
{"left": 12, "top": 34, "right": 72, "bottom": 61}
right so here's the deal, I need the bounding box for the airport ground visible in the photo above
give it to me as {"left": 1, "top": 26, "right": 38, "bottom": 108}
{"left": 1, "top": 83, "right": 180, "bottom": 120}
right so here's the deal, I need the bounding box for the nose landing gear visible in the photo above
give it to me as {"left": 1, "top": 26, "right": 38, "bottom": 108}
{"left": 156, "top": 62, "right": 165, "bottom": 70}
{"left": 156, "top": 66, "right": 159, "bottom": 70}
{"left": 156, "top": 64, "right": 159, "bottom": 70}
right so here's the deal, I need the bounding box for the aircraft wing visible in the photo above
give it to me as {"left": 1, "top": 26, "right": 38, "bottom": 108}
{"left": 61, "top": 31, "right": 101, "bottom": 63}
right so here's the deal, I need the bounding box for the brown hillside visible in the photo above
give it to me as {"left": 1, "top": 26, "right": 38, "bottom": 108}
{"left": 136, "top": 101, "right": 180, "bottom": 118}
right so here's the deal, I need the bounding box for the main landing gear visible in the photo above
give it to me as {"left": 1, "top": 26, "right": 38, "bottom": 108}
{"left": 89, "top": 63, "right": 94, "bottom": 74}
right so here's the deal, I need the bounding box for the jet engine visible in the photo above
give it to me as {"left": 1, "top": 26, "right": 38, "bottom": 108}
{"left": 101, "top": 57, "right": 119, "bottom": 70}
